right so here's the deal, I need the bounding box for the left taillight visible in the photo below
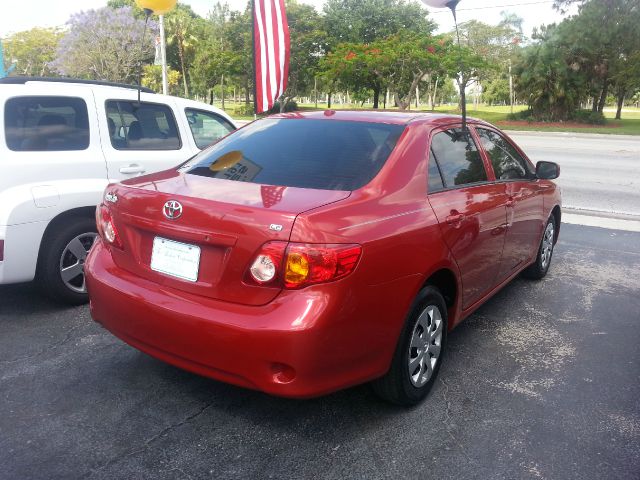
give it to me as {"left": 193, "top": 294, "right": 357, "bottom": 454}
{"left": 96, "top": 204, "right": 123, "bottom": 249}
{"left": 246, "top": 242, "right": 362, "bottom": 289}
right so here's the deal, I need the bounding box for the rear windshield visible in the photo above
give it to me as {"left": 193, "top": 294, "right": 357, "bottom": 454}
{"left": 181, "top": 118, "right": 405, "bottom": 191}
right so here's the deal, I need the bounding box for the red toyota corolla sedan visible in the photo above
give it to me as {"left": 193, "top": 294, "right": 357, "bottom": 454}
{"left": 85, "top": 111, "right": 561, "bottom": 405}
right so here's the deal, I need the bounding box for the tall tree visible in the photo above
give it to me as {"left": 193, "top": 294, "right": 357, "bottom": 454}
{"left": 3, "top": 28, "right": 62, "bottom": 77}
{"left": 323, "top": 0, "right": 435, "bottom": 47}
{"left": 51, "top": 7, "right": 156, "bottom": 83}
{"left": 166, "top": 10, "right": 199, "bottom": 97}
{"left": 279, "top": 0, "right": 327, "bottom": 111}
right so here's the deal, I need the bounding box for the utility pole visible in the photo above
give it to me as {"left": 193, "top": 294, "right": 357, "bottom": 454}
{"left": 159, "top": 15, "right": 168, "bottom": 95}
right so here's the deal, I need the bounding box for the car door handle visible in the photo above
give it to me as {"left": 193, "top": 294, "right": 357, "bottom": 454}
{"left": 446, "top": 213, "right": 464, "bottom": 225}
{"left": 119, "top": 164, "right": 146, "bottom": 175}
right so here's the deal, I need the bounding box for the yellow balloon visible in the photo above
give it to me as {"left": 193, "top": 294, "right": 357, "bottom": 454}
{"left": 135, "top": 0, "right": 177, "bottom": 15}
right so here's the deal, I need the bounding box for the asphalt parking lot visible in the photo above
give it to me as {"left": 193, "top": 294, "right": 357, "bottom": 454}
{"left": 1, "top": 223, "right": 639, "bottom": 480}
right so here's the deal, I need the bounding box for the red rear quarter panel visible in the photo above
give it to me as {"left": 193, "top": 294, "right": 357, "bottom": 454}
{"left": 289, "top": 122, "right": 461, "bottom": 375}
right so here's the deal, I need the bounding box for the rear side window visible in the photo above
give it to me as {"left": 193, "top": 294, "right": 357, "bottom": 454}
{"left": 106, "top": 100, "right": 181, "bottom": 150}
{"left": 430, "top": 128, "right": 487, "bottom": 187}
{"left": 428, "top": 149, "right": 445, "bottom": 193}
{"left": 4, "top": 96, "right": 89, "bottom": 151}
{"left": 185, "top": 109, "right": 235, "bottom": 149}
{"left": 182, "top": 119, "right": 405, "bottom": 191}
{"left": 476, "top": 128, "right": 532, "bottom": 180}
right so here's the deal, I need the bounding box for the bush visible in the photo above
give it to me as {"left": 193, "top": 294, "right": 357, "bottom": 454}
{"left": 571, "top": 110, "right": 606, "bottom": 125}
{"left": 233, "top": 103, "right": 255, "bottom": 116}
{"left": 506, "top": 109, "right": 534, "bottom": 122}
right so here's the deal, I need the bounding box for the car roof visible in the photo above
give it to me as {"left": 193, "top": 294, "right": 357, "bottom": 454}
{"left": 268, "top": 109, "right": 488, "bottom": 128}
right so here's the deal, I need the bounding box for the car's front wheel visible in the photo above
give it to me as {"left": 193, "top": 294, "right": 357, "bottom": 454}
{"left": 37, "top": 217, "right": 97, "bottom": 305}
{"left": 372, "top": 286, "right": 448, "bottom": 406}
{"left": 523, "top": 214, "right": 557, "bottom": 280}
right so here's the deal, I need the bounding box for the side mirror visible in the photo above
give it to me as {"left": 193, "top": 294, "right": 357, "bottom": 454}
{"left": 536, "top": 161, "right": 560, "bottom": 180}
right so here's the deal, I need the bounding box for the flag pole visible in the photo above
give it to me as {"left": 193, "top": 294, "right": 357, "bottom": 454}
{"left": 251, "top": 0, "right": 258, "bottom": 118}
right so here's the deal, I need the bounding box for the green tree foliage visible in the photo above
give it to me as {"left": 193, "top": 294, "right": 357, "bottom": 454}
{"left": 3, "top": 28, "right": 62, "bottom": 77}
{"left": 323, "top": 0, "right": 435, "bottom": 47}
{"left": 190, "top": 3, "right": 252, "bottom": 104}
{"left": 165, "top": 11, "right": 199, "bottom": 97}
{"left": 515, "top": 0, "right": 640, "bottom": 121}
{"left": 483, "top": 77, "right": 510, "bottom": 105}
{"left": 141, "top": 64, "right": 182, "bottom": 95}
{"left": 280, "top": 1, "right": 327, "bottom": 110}
{"left": 321, "top": 34, "right": 462, "bottom": 110}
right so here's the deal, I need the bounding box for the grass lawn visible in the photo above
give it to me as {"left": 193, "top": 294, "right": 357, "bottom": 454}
{"left": 220, "top": 100, "right": 640, "bottom": 135}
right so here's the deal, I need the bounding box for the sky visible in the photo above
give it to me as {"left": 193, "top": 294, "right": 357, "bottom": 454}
{"left": 1, "top": 0, "right": 573, "bottom": 39}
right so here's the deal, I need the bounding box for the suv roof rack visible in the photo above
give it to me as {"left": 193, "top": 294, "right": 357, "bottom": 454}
{"left": 0, "top": 76, "right": 156, "bottom": 94}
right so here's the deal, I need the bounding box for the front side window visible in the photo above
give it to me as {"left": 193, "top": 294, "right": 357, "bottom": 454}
{"left": 185, "top": 109, "right": 235, "bottom": 149}
{"left": 430, "top": 128, "right": 487, "bottom": 188}
{"left": 106, "top": 100, "right": 181, "bottom": 150}
{"left": 182, "top": 118, "right": 405, "bottom": 191}
{"left": 4, "top": 96, "right": 89, "bottom": 151}
{"left": 476, "top": 128, "right": 532, "bottom": 180}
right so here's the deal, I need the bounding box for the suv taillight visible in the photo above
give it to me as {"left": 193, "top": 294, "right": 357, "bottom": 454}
{"left": 96, "top": 204, "right": 123, "bottom": 249}
{"left": 247, "top": 242, "right": 362, "bottom": 289}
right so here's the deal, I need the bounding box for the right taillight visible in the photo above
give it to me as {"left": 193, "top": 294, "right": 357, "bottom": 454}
{"left": 246, "top": 242, "right": 362, "bottom": 289}
{"left": 96, "top": 204, "right": 123, "bottom": 249}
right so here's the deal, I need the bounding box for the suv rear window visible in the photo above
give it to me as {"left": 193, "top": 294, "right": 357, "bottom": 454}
{"left": 4, "top": 96, "right": 89, "bottom": 151}
{"left": 185, "top": 108, "right": 235, "bottom": 149}
{"left": 182, "top": 119, "right": 405, "bottom": 191}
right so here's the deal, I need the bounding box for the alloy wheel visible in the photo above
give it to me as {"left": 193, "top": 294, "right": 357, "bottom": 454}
{"left": 408, "top": 305, "right": 443, "bottom": 387}
{"left": 540, "top": 222, "right": 555, "bottom": 270}
{"left": 59, "top": 232, "right": 97, "bottom": 294}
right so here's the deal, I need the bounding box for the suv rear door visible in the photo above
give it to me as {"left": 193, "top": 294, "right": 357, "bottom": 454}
{"left": 92, "top": 89, "right": 194, "bottom": 181}
{"left": 0, "top": 85, "right": 105, "bottom": 211}
{"left": 427, "top": 125, "right": 509, "bottom": 310}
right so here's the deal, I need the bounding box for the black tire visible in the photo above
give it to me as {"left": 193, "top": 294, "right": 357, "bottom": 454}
{"left": 37, "top": 216, "right": 97, "bottom": 305}
{"left": 372, "top": 286, "right": 448, "bottom": 406}
{"left": 523, "top": 215, "right": 557, "bottom": 280}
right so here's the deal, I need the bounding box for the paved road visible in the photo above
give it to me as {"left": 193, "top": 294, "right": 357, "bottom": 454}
{"left": 508, "top": 131, "right": 640, "bottom": 217}
{"left": 1, "top": 223, "right": 639, "bottom": 479}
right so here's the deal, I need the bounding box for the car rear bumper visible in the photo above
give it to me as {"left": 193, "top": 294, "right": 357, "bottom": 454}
{"left": 85, "top": 240, "right": 404, "bottom": 398}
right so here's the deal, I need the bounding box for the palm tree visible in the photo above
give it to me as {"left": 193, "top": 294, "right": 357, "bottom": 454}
{"left": 166, "top": 11, "right": 197, "bottom": 97}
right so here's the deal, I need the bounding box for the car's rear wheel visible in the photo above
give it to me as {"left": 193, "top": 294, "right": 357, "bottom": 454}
{"left": 523, "top": 215, "right": 556, "bottom": 280}
{"left": 372, "top": 286, "right": 447, "bottom": 406}
{"left": 37, "top": 217, "right": 97, "bottom": 305}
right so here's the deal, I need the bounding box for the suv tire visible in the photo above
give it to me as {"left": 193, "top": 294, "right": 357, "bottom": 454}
{"left": 37, "top": 216, "right": 97, "bottom": 305}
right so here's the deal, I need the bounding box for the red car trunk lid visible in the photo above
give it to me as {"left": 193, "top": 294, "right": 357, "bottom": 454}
{"left": 106, "top": 171, "right": 350, "bottom": 306}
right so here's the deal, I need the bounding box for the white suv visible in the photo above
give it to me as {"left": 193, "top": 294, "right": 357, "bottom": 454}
{"left": 0, "top": 77, "right": 236, "bottom": 304}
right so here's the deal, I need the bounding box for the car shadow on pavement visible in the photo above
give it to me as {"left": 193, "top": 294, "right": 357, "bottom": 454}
{"left": 0, "top": 282, "right": 70, "bottom": 315}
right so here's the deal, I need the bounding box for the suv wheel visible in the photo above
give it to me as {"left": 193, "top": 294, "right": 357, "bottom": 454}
{"left": 523, "top": 215, "right": 556, "bottom": 280}
{"left": 37, "top": 217, "right": 97, "bottom": 305}
{"left": 372, "top": 286, "right": 448, "bottom": 406}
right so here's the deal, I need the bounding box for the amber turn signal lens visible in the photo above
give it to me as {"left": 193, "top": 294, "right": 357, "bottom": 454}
{"left": 284, "top": 252, "right": 310, "bottom": 285}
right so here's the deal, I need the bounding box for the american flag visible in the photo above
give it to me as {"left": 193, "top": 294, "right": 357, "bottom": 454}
{"left": 253, "top": 0, "right": 290, "bottom": 114}
{"left": 261, "top": 185, "right": 286, "bottom": 208}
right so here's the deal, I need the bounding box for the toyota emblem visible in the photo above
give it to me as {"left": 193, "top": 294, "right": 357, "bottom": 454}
{"left": 163, "top": 200, "right": 183, "bottom": 220}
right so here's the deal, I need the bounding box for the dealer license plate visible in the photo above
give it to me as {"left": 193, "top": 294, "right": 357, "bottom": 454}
{"left": 150, "top": 237, "right": 201, "bottom": 282}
